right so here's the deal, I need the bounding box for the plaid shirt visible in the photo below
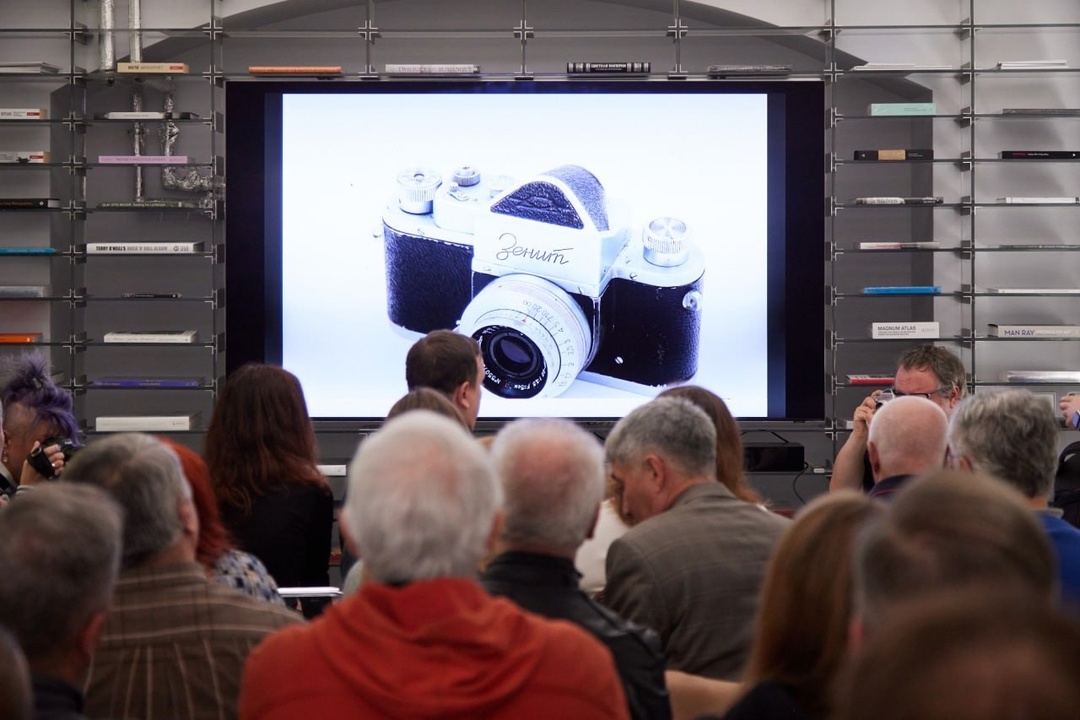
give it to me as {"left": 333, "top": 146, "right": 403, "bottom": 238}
{"left": 85, "top": 562, "right": 303, "bottom": 720}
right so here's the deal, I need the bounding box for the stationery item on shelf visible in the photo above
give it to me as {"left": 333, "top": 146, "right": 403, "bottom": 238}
{"left": 94, "top": 414, "right": 200, "bottom": 432}
{"left": 119, "top": 292, "right": 183, "bottom": 299}
{"left": 96, "top": 200, "right": 199, "bottom": 209}
{"left": 384, "top": 64, "right": 481, "bottom": 74}
{"left": 993, "top": 243, "right": 1074, "bottom": 249}
{"left": 998, "top": 197, "right": 1080, "bottom": 204}
{"left": 102, "top": 330, "right": 198, "bottom": 344}
{"left": 0, "top": 247, "right": 55, "bottom": 255}
{"left": 871, "top": 321, "right": 940, "bottom": 339}
{"left": 1004, "top": 370, "right": 1080, "bottom": 383}
{"left": 97, "top": 155, "right": 189, "bottom": 164}
{"left": 96, "top": 111, "right": 200, "bottom": 120}
{"left": 1002, "top": 108, "right": 1080, "bottom": 116}
{"left": 863, "top": 286, "right": 943, "bottom": 295}
{"left": 0, "top": 198, "right": 59, "bottom": 209}
{"left": 116, "top": 62, "right": 189, "bottom": 74}
{"left": 0, "top": 108, "right": 47, "bottom": 120}
{"left": 852, "top": 63, "right": 950, "bottom": 71}
{"left": 0, "top": 61, "right": 60, "bottom": 74}
{"left": 0, "top": 285, "right": 47, "bottom": 298}
{"left": 858, "top": 241, "right": 940, "bottom": 250}
{"left": 846, "top": 375, "right": 894, "bottom": 386}
{"left": 853, "top": 197, "right": 944, "bottom": 205}
{"left": 705, "top": 64, "right": 792, "bottom": 77}
{"left": 91, "top": 376, "right": 203, "bottom": 388}
{"left": 85, "top": 241, "right": 203, "bottom": 254}
{"left": 868, "top": 102, "right": 936, "bottom": 116}
{"left": 567, "top": 62, "right": 651, "bottom": 74}
{"left": 988, "top": 324, "right": 1080, "bottom": 338}
{"left": 248, "top": 66, "right": 344, "bottom": 75}
{"left": 999, "top": 150, "right": 1080, "bottom": 160}
{"left": 853, "top": 149, "right": 934, "bottom": 161}
{"left": 0, "top": 332, "right": 43, "bottom": 343}
{"left": 985, "top": 287, "right": 1077, "bottom": 294}
{"left": 997, "top": 60, "right": 1067, "bottom": 70}
{"left": 0, "top": 151, "right": 48, "bottom": 164}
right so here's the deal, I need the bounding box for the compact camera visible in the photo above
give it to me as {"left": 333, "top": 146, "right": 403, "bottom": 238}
{"left": 26, "top": 437, "right": 80, "bottom": 479}
{"left": 382, "top": 164, "right": 705, "bottom": 398}
{"left": 874, "top": 390, "right": 896, "bottom": 409}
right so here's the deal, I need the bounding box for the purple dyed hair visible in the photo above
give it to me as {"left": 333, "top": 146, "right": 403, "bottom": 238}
{"left": 0, "top": 352, "right": 80, "bottom": 443}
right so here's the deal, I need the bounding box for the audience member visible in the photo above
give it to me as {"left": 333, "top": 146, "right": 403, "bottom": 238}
{"left": 386, "top": 386, "right": 469, "bottom": 426}
{"left": 480, "top": 418, "right": 670, "bottom": 720}
{"left": 865, "top": 395, "right": 948, "bottom": 499}
{"left": 835, "top": 590, "right": 1080, "bottom": 720}
{"left": 159, "top": 438, "right": 284, "bottom": 605}
{"left": 0, "top": 352, "right": 80, "bottom": 497}
{"left": 831, "top": 345, "right": 964, "bottom": 492}
{"left": 717, "top": 492, "right": 884, "bottom": 720}
{"left": 1060, "top": 391, "right": 1080, "bottom": 429}
{"left": 947, "top": 389, "right": 1080, "bottom": 609}
{"left": 603, "top": 396, "right": 790, "bottom": 680}
{"left": 658, "top": 385, "right": 765, "bottom": 504}
{"left": 0, "top": 627, "right": 31, "bottom": 720}
{"left": 240, "top": 411, "right": 629, "bottom": 720}
{"left": 404, "top": 329, "right": 484, "bottom": 429}
{"left": 0, "top": 483, "right": 122, "bottom": 720}
{"left": 205, "top": 363, "right": 333, "bottom": 613}
{"left": 65, "top": 433, "right": 301, "bottom": 720}
{"left": 852, "top": 470, "right": 1057, "bottom": 640}
{"left": 575, "top": 493, "right": 630, "bottom": 597}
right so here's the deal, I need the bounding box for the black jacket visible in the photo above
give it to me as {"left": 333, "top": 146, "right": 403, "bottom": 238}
{"left": 481, "top": 551, "right": 671, "bottom": 720}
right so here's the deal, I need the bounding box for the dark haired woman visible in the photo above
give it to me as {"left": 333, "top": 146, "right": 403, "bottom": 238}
{"left": 205, "top": 364, "right": 333, "bottom": 615}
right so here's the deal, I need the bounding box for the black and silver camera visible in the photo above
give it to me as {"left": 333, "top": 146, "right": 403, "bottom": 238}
{"left": 382, "top": 164, "right": 704, "bottom": 398}
{"left": 26, "top": 437, "right": 80, "bottom": 479}
{"left": 874, "top": 390, "right": 896, "bottom": 409}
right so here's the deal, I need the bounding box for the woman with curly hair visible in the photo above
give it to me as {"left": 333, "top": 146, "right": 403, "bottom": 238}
{"left": 205, "top": 364, "right": 332, "bottom": 612}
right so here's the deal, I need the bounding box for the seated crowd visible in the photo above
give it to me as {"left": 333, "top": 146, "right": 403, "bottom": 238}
{"left": 1, "top": 340, "right": 1079, "bottom": 720}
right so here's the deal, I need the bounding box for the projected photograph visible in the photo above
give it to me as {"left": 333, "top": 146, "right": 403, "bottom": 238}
{"left": 277, "top": 89, "right": 773, "bottom": 419}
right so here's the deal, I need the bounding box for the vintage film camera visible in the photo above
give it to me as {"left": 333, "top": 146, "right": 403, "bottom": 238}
{"left": 382, "top": 164, "right": 704, "bottom": 398}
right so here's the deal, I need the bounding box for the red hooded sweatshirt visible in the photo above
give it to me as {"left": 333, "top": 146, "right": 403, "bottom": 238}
{"left": 239, "top": 577, "right": 628, "bottom": 720}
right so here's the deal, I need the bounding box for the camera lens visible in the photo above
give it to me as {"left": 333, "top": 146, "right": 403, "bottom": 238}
{"left": 457, "top": 274, "right": 594, "bottom": 399}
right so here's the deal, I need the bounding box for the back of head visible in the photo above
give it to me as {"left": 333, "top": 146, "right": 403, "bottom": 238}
{"left": 342, "top": 411, "right": 501, "bottom": 584}
{"left": 0, "top": 483, "right": 122, "bottom": 666}
{"left": 64, "top": 433, "right": 191, "bottom": 569}
{"left": 657, "top": 385, "right": 762, "bottom": 504}
{"left": 948, "top": 389, "right": 1059, "bottom": 498}
{"left": 0, "top": 351, "right": 80, "bottom": 448}
{"left": 386, "top": 387, "right": 468, "bottom": 427}
{"left": 835, "top": 591, "right": 1080, "bottom": 720}
{"left": 0, "top": 627, "right": 31, "bottom": 720}
{"left": 896, "top": 344, "right": 966, "bottom": 398}
{"left": 867, "top": 395, "right": 949, "bottom": 476}
{"left": 405, "top": 329, "right": 481, "bottom": 396}
{"left": 491, "top": 418, "right": 605, "bottom": 556}
{"left": 158, "top": 437, "right": 232, "bottom": 568}
{"left": 205, "top": 362, "right": 322, "bottom": 514}
{"left": 745, "top": 491, "right": 884, "bottom": 715}
{"left": 854, "top": 470, "right": 1056, "bottom": 634}
{"left": 605, "top": 396, "right": 717, "bottom": 479}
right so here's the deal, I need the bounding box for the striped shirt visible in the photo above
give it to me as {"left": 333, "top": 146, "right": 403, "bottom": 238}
{"left": 85, "top": 562, "right": 303, "bottom": 720}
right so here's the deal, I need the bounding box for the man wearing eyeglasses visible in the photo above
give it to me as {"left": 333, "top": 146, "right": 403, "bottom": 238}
{"left": 830, "top": 345, "right": 965, "bottom": 493}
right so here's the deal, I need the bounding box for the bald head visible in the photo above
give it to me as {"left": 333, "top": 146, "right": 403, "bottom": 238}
{"left": 491, "top": 419, "right": 606, "bottom": 557}
{"left": 867, "top": 396, "right": 948, "bottom": 482}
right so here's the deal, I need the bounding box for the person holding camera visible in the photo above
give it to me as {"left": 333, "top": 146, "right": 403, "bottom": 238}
{"left": 1061, "top": 392, "right": 1080, "bottom": 430}
{"left": 0, "top": 353, "right": 80, "bottom": 500}
{"left": 830, "top": 345, "right": 965, "bottom": 493}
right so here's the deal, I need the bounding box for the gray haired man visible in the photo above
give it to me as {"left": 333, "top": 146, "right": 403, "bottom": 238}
{"left": 64, "top": 432, "right": 300, "bottom": 720}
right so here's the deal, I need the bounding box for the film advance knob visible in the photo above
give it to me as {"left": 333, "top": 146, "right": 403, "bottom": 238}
{"left": 643, "top": 216, "right": 690, "bottom": 267}
{"left": 396, "top": 168, "right": 442, "bottom": 214}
